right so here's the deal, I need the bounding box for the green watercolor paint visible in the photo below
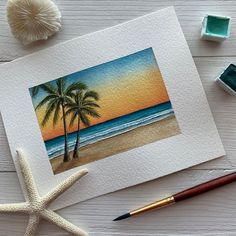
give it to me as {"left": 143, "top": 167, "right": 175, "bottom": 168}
{"left": 201, "top": 15, "right": 231, "bottom": 42}
{"left": 206, "top": 16, "right": 230, "bottom": 36}
{"left": 216, "top": 64, "right": 236, "bottom": 95}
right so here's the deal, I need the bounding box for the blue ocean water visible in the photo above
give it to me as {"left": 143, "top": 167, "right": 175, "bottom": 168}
{"left": 45, "top": 101, "right": 174, "bottom": 159}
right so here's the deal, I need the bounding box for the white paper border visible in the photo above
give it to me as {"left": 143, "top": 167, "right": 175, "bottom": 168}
{"left": 0, "top": 7, "right": 225, "bottom": 210}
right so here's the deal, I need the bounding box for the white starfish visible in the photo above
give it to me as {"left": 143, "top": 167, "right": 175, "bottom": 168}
{"left": 0, "top": 149, "right": 88, "bottom": 236}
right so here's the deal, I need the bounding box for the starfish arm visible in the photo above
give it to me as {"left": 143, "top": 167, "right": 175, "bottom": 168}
{"left": 24, "top": 215, "right": 40, "bottom": 236}
{"left": 42, "top": 209, "right": 88, "bottom": 236}
{"left": 0, "top": 202, "right": 29, "bottom": 214}
{"left": 17, "top": 149, "right": 40, "bottom": 202}
{"left": 43, "top": 169, "right": 88, "bottom": 205}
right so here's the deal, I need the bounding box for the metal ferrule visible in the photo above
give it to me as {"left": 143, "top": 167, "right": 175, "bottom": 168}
{"left": 130, "top": 196, "right": 175, "bottom": 216}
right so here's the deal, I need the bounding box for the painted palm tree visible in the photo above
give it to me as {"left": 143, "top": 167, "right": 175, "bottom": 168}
{"left": 65, "top": 90, "right": 101, "bottom": 159}
{"left": 34, "top": 77, "right": 87, "bottom": 162}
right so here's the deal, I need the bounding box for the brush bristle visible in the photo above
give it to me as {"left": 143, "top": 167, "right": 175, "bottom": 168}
{"left": 113, "top": 213, "right": 131, "bottom": 221}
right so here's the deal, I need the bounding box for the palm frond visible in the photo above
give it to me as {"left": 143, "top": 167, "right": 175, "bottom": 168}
{"left": 64, "top": 106, "right": 78, "bottom": 127}
{"left": 52, "top": 101, "right": 61, "bottom": 127}
{"left": 76, "top": 91, "right": 83, "bottom": 104}
{"left": 81, "top": 107, "right": 101, "bottom": 118}
{"left": 67, "top": 92, "right": 76, "bottom": 101}
{"left": 56, "top": 77, "right": 66, "bottom": 95}
{"left": 69, "top": 111, "right": 78, "bottom": 127}
{"left": 40, "top": 83, "right": 58, "bottom": 95}
{"left": 80, "top": 112, "right": 91, "bottom": 127}
{"left": 63, "top": 96, "right": 74, "bottom": 105}
{"left": 31, "top": 86, "right": 39, "bottom": 97}
{"left": 65, "top": 104, "right": 79, "bottom": 111}
{"left": 65, "top": 82, "right": 87, "bottom": 96}
{"left": 35, "top": 95, "right": 58, "bottom": 110}
{"left": 82, "top": 101, "right": 100, "bottom": 108}
{"left": 83, "top": 90, "right": 99, "bottom": 101}
{"left": 41, "top": 100, "right": 57, "bottom": 127}
{"left": 65, "top": 107, "right": 77, "bottom": 116}
{"left": 60, "top": 86, "right": 101, "bottom": 129}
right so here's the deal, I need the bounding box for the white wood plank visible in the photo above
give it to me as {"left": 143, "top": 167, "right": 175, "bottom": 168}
{"left": 0, "top": 113, "right": 14, "bottom": 171}
{"left": 0, "top": 0, "right": 236, "bottom": 60}
{"left": 0, "top": 170, "right": 235, "bottom": 235}
{"left": 0, "top": 1, "right": 236, "bottom": 235}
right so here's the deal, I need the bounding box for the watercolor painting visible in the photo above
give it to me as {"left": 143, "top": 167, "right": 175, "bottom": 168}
{"left": 29, "top": 48, "right": 181, "bottom": 174}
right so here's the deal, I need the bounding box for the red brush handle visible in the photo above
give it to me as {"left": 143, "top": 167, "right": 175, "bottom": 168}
{"left": 174, "top": 172, "right": 236, "bottom": 202}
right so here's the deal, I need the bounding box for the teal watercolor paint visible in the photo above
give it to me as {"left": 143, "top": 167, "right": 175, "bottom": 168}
{"left": 216, "top": 64, "right": 236, "bottom": 95}
{"left": 201, "top": 15, "right": 231, "bottom": 42}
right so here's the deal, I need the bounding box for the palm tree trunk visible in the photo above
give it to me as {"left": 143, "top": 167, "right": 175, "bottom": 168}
{"left": 73, "top": 118, "right": 80, "bottom": 159}
{"left": 61, "top": 104, "right": 70, "bottom": 162}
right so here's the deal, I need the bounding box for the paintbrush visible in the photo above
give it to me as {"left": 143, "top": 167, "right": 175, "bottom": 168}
{"left": 114, "top": 172, "right": 236, "bottom": 221}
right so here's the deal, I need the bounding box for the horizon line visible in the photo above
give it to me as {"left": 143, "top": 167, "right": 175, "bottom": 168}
{"left": 44, "top": 100, "right": 172, "bottom": 142}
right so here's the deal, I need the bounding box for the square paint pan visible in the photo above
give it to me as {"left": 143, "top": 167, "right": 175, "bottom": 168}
{"left": 216, "top": 64, "right": 236, "bottom": 95}
{"left": 201, "top": 14, "right": 231, "bottom": 42}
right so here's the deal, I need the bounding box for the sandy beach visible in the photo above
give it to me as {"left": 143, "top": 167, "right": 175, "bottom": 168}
{"left": 51, "top": 115, "right": 180, "bottom": 174}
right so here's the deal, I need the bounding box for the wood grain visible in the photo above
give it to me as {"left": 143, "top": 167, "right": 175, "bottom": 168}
{"left": 0, "top": 0, "right": 236, "bottom": 60}
{"left": 0, "top": 170, "right": 235, "bottom": 235}
{"left": 0, "top": 0, "right": 236, "bottom": 235}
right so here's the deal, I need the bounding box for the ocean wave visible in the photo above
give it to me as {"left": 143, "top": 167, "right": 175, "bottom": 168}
{"left": 47, "top": 109, "right": 174, "bottom": 159}
{"left": 79, "top": 109, "right": 173, "bottom": 144}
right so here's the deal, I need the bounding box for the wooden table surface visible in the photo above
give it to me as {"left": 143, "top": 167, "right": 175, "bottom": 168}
{"left": 1, "top": 0, "right": 236, "bottom": 235}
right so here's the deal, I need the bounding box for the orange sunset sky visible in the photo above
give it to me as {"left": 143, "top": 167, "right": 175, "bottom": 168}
{"left": 31, "top": 48, "right": 169, "bottom": 141}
